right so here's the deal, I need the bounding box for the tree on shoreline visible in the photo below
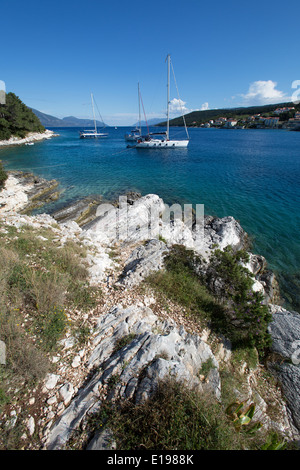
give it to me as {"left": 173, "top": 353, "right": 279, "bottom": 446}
{"left": 0, "top": 92, "right": 45, "bottom": 140}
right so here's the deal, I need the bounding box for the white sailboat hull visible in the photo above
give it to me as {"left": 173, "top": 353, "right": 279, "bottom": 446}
{"left": 80, "top": 132, "right": 108, "bottom": 139}
{"left": 125, "top": 133, "right": 141, "bottom": 141}
{"left": 133, "top": 55, "right": 189, "bottom": 150}
{"left": 135, "top": 139, "right": 189, "bottom": 148}
{"left": 80, "top": 93, "right": 108, "bottom": 139}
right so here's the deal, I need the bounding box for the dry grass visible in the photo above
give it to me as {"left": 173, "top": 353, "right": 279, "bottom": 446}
{"left": 0, "top": 221, "right": 100, "bottom": 448}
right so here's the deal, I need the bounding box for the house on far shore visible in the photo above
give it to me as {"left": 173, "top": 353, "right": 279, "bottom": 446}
{"left": 287, "top": 112, "right": 300, "bottom": 130}
{"left": 215, "top": 117, "right": 227, "bottom": 126}
{"left": 225, "top": 118, "right": 238, "bottom": 128}
{"left": 274, "top": 107, "right": 295, "bottom": 114}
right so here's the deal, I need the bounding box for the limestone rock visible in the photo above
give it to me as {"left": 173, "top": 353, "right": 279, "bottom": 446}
{"left": 59, "top": 383, "right": 74, "bottom": 406}
{"left": 45, "top": 303, "right": 220, "bottom": 450}
{"left": 27, "top": 416, "right": 35, "bottom": 436}
{"left": 119, "top": 239, "right": 169, "bottom": 288}
{"left": 268, "top": 305, "right": 300, "bottom": 359}
{"left": 86, "top": 428, "right": 116, "bottom": 450}
{"left": 268, "top": 304, "right": 300, "bottom": 436}
{"left": 85, "top": 194, "right": 165, "bottom": 245}
{"left": 44, "top": 374, "right": 60, "bottom": 391}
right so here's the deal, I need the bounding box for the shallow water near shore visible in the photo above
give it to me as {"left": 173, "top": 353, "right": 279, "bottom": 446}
{"left": 1, "top": 126, "right": 300, "bottom": 309}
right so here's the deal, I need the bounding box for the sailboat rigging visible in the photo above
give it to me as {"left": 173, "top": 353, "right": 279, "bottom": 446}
{"left": 79, "top": 93, "right": 108, "bottom": 139}
{"left": 135, "top": 55, "right": 189, "bottom": 148}
{"left": 125, "top": 83, "right": 143, "bottom": 142}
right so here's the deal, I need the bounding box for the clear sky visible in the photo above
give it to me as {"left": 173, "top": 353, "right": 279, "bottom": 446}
{"left": 1, "top": 0, "right": 299, "bottom": 126}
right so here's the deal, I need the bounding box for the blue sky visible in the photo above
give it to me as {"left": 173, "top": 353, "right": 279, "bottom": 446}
{"left": 1, "top": 0, "right": 299, "bottom": 125}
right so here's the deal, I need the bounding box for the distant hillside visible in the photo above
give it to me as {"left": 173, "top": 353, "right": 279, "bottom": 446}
{"left": 0, "top": 93, "right": 45, "bottom": 140}
{"left": 31, "top": 108, "right": 106, "bottom": 128}
{"left": 133, "top": 118, "right": 163, "bottom": 127}
{"left": 157, "top": 101, "right": 300, "bottom": 127}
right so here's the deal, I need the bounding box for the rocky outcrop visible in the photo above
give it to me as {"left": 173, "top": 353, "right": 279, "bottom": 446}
{"left": 0, "top": 172, "right": 60, "bottom": 215}
{"left": 1, "top": 211, "right": 114, "bottom": 287}
{"left": 84, "top": 195, "right": 276, "bottom": 296}
{"left": 45, "top": 303, "right": 220, "bottom": 450}
{"left": 51, "top": 195, "right": 103, "bottom": 227}
{"left": 202, "top": 215, "right": 248, "bottom": 254}
{"left": 268, "top": 305, "right": 300, "bottom": 434}
{"left": 118, "top": 239, "right": 169, "bottom": 288}
{"left": 0, "top": 129, "right": 58, "bottom": 147}
{"left": 1, "top": 178, "right": 299, "bottom": 447}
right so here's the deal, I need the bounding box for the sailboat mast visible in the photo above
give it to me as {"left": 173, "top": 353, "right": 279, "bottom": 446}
{"left": 138, "top": 82, "right": 141, "bottom": 134}
{"left": 91, "top": 93, "right": 97, "bottom": 133}
{"left": 166, "top": 54, "right": 170, "bottom": 140}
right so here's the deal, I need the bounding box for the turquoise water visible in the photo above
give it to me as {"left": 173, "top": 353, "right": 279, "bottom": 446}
{"left": 1, "top": 126, "right": 300, "bottom": 309}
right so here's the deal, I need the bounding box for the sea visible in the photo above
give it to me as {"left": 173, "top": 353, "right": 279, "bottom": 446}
{"left": 1, "top": 126, "right": 299, "bottom": 310}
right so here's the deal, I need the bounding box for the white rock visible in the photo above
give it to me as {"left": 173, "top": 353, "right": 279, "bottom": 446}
{"left": 27, "top": 416, "right": 35, "bottom": 436}
{"left": 59, "top": 383, "right": 75, "bottom": 406}
{"left": 71, "top": 356, "right": 81, "bottom": 368}
{"left": 44, "top": 373, "right": 60, "bottom": 390}
{"left": 45, "top": 303, "right": 220, "bottom": 450}
{"left": 47, "top": 395, "right": 57, "bottom": 405}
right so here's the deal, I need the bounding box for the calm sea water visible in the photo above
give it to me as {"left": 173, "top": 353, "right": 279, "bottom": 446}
{"left": 1, "top": 126, "right": 300, "bottom": 309}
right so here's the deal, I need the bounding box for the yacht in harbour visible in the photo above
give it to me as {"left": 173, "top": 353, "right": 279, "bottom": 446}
{"left": 125, "top": 83, "right": 142, "bottom": 142}
{"left": 79, "top": 93, "right": 108, "bottom": 139}
{"left": 135, "top": 55, "right": 189, "bottom": 148}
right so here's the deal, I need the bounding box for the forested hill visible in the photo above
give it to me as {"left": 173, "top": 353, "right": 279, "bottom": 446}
{"left": 0, "top": 92, "right": 45, "bottom": 140}
{"left": 158, "top": 101, "right": 300, "bottom": 127}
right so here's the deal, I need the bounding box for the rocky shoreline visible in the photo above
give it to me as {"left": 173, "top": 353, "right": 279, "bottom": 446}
{"left": 0, "top": 129, "right": 58, "bottom": 147}
{"left": 0, "top": 171, "right": 60, "bottom": 215}
{"left": 0, "top": 172, "right": 300, "bottom": 449}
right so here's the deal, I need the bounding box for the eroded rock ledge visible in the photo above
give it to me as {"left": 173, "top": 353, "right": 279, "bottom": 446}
{"left": 0, "top": 171, "right": 60, "bottom": 215}
{"left": 46, "top": 303, "right": 221, "bottom": 450}
{"left": 0, "top": 129, "right": 58, "bottom": 147}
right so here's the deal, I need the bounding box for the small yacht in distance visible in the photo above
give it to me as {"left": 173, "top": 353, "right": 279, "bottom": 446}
{"left": 80, "top": 93, "right": 108, "bottom": 139}
{"left": 125, "top": 127, "right": 142, "bottom": 142}
{"left": 125, "top": 83, "right": 142, "bottom": 142}
{"left": 135, "top": 55, "right": 189, "bottom": 148}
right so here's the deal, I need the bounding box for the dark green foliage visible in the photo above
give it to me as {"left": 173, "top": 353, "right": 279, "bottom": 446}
{"left": 0, "top": 92, "right": 45, "bottom": 140}
{"left": 113, "top": 333, "right": 137, "bottom": 354}
{"left": 147, "top": 245, "right": 272, "bottom": 356}
{"left": 146, "top": 245, "right": 225, "bottom": 328}
{"left": 157, "top": 101, "right": 300, "bottom": 127}
{"left": 208, "top": 247, "right": 272, "bottom": 354}
{"left": 0, "top": 161, "right": 7, "bottom": 188}
{"left": 94, "top": 378, "right": 258, "bottom": 450}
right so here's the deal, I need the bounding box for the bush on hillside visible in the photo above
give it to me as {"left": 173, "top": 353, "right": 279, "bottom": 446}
{"left": 0, "top": 161, "right": 7, "bottom": 188}
{"left": 0, "top": 92, "right": 44, "bottom": 140}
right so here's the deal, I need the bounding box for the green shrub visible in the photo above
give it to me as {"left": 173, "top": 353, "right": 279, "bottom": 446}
{"left": 0, "top": 161, "right": 7, "bottom": 188}
{"left": 0, "top": 223, "right": 98, "bottom": 379}
{"left": 0, "top": 309, "right": 49, "bottom": 382}
{"left": 34, "top": 306, "right": 67, "bottom": 351}
{"left": 146, "top": 245, "right": 225, "bottom": 328}
{"left": 0, "top": 92, "right": 45, "bottom": 141}
{"left": 113, "top": 333, "right": 137, "bottom": 354}
{"left": 93, "top": 378, "right": 256, "bottom": 450}
{"left": 208, "top": 247, "right": 272, "bottom": 354}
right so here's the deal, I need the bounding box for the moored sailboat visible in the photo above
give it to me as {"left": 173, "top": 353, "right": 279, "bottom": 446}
{"left": 80, "top": 93, "right": 108, "bottom": 139}
{"left": 135, "top": 55, "right": 189, "bottom": 148}
{"left": 125, "top": 83, "right": 142, "bottom": 142}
